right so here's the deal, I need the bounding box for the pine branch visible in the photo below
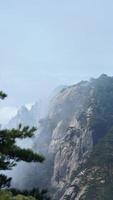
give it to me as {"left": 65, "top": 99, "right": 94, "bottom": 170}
{"left": 0, "top": 126, "right": 37, "bottom": 140}
{"left": 0, "top": 90, "right": 45, "bottom": 190}
{"left": 7, "top": 145, "right": 45, "bottom": 163}
{"left": 0, "top": 91, "right": 7, "bottom": 100}
{"left": 0, "top": 174, "right": 11, "bottom": 188}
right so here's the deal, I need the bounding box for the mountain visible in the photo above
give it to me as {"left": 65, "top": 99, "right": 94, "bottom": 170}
{"left": 78, "top": 127, "right": 113, "bottom": 200}
{"left": 49, "top": 85, "right": 67, "bottom": 100}
{"left": 7, "top": 74, "right": 113, "bottom": 200}
{"left": 6, "top": 102, "right": 39, "bottom": 129}
{"left": 4, "top": 102, "right": 40, "bottom": 189}
{"left": 32, "top": 74, "right": 113, "bottom": 200}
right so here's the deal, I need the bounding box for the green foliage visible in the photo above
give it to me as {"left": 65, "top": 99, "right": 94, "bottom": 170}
{"left": 0, "top": 124, "right": 45, "bottom": 188}
{"left": 87, "top": 127, "right": 113, "bottom": 168}
{"left": 80, "top": 127, "right": 113, "bottom": 200}
{"left": 77, "top": 76, "right": 113, "bottom": 199}
{"left": 0, "top": 91, "right": 50, "bottom": 200}
{"left": 11, "top": 188, "right": 51, "bottom": 200}
{"left": 0, "top": 91, "right": 7, "bottom": 99}
{"left": 0, "top": 175, "right": 12, "bottom": 188}
{"left": 0, "top": 190, "right": 36, "bottom": 200}
{"left": 80, "top": 75, "right": 113, "bottom": 144}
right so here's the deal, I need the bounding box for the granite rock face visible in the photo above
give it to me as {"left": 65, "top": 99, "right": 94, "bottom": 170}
{"left": 30, "top": 80, "right": 92, "bottom": 198}
{"left": 34, "top": 74, "right": 113, "bottom": 199}
{"left": 7, "top": 74, "right": 113, "bottom": 199}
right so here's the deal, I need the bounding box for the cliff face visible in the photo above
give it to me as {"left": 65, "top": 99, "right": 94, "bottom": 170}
{"left": 47, "top": 82, "right": 93, "bottom": 191}
{"left": 7, "top": 74, "right": 113, "bottom": 199}
{"left": 34, "top": 74, "right": 113, "bottom": 200}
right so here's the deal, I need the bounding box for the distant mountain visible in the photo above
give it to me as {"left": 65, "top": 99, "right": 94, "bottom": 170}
{"left": 4, "top": 102, "right": 40, "bottom": 189}
{"left": 6, "top": 102, "right": 39, "bottom": 129}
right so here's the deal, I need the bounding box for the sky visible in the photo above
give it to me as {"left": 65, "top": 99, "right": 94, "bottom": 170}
{"left": 0, "top": 0, "right": 113, "bottom": 123}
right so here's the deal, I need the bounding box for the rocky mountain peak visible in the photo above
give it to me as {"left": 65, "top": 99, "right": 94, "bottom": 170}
{"left": 18, "top": 105, "right": 28, "bottom": 115}
{"left": 39, "top": 74, "right": 113, "bottom": 199}
{"left": 6, "top": 102, "right": 39, "bottom": 129}
{"left": 7, "top": 75, "right": 113, "bottom": 200}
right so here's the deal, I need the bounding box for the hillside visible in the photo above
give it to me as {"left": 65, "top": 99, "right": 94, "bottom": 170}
{"left": 7, "top": 74, "right": 113, "bottom": 200}
{"left": 42, "top": 74, "right": 113, "bottom": 199}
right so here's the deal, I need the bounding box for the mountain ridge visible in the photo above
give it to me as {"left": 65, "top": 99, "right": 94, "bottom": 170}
{"left": 37, "top": 74, "right": 113, "bottom": 199}
{"left": 5, "top": 74, "right": 113, "bottom": 200}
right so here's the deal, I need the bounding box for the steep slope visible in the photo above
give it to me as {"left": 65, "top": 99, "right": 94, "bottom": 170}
{"left": 33, "top": 74, "right": 113, "bottom": 199}
{"left": 6, "top": 74, "right": 113, "bottom": 199}
{"left": 79, "top": 127, "right": 113, "bottom": 200}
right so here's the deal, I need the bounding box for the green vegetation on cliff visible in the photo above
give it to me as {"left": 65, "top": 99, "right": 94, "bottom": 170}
{"left": 80, "top": 127, "right": 113, "bottom": 200}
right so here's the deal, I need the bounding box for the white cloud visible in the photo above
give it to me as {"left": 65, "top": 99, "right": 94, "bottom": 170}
{"left": 0, "top": 106, "right": 18, "bottom": 125}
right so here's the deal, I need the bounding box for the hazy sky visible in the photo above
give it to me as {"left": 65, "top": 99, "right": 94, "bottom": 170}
{"left": 0, "top": 0, "right": 113, "bottom": 123}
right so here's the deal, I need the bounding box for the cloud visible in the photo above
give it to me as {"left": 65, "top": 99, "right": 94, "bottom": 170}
{"left": 0, "top": 106, "right": 18, "bottom": 125}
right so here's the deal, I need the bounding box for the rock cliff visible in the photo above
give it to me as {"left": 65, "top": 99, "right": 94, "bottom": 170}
{"left": 34, "top": 74, "right": 113, "bottom": 199}
{"left": 7, "top": 74, "right": 113, "bottom": 200}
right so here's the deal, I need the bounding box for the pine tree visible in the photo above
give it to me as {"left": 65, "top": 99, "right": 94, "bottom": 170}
{"left": 0, "top": 91, "right": 45, "bottom": 188}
